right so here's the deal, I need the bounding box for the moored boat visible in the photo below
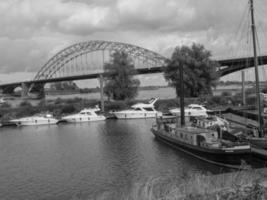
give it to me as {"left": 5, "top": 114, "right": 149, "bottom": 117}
{"left": 151, "top": 116, "right": 251, "bottom": 167}
{"left": 0, "top": 98, "right": 6, "bottom": 104}
{"left": 10, "top": 113, "right": 58, "bottom": 126}
{"left": 62, "top": 106, "right": 106, "bottom": 123}
{"left": 169, "top": 104, "right": 209, "bottom": 117}
{"left": 111, "top": 98, "right": 162, "bottom": 119}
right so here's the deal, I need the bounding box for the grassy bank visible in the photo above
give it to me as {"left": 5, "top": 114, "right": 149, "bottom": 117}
{"left": 69, "top": 167, "right": 267, "bottom": 200}
{"left": 125, "top": 167, "right": 267, "bottom": 200}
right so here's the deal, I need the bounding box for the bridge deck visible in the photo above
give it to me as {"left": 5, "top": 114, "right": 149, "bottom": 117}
{"left": 1, "top": 55, "right": 267, "bottom": 89}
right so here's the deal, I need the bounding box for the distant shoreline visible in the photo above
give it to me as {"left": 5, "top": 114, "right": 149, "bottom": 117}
{"left": 44, "top": 84, "right": 254, "bottom": 96}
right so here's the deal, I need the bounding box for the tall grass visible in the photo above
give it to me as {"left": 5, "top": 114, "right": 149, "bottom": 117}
{"left": 125, "top": 168, "right": 267, "bottom": 200}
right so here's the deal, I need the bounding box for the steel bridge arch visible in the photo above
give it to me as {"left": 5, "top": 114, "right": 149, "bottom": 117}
{"left": 34, "top": 40, "right": 168, "bottom": 80}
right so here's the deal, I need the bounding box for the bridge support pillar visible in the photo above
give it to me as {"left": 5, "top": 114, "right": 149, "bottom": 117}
{"left": 21, "top": 82, "right": 30, "bottom": 98}
{"left": 99, "top": 74, "right": 105, "bottom": 112}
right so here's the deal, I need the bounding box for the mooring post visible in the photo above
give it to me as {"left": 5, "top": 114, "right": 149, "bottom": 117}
{"left": 99, "top": 74, "right": 105, "bottom": 112}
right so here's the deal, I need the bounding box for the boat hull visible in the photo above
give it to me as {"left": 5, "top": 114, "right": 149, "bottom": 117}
{"left": 11, "top": 118, "right": 58, "bottom": 126}
{"left": 249, "top": 138, "right": 267, "bottom": 149}
{"left": 151, "top": 128, "right": 251, "bottom": 166}
{"left": 113, "top": 111, "right": 162, "bottom": 119}
{"left": 62, "top": 116, "right": 106, "bottom": 123}
{"left": 251, "top": 145, "right": 267, "bottom": 159}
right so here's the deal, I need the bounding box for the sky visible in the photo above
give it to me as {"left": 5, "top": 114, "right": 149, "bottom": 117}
{"left": 0, "top": 0, "right": 267, "bottom": 86}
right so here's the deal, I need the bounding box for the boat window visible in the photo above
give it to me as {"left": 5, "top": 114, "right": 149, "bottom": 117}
{"left": 95, "top": 111, "right": 101, "bottom": 115}
{"left": 86, "top": 112, "right": 92, "bottom": 115}
{"left": 143, "top": 107, "right": 154, "bottom": 111}
{"left": 192, "top": 107, "right": 203, "bottom": 110}
{"left": 134, "top": 108, "right": 142, "bottom": 111}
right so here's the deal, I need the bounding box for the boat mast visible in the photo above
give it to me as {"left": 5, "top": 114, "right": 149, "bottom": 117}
{"left": 180, "top": 64, "right": 185, "bottom": 126}
{"left": 242, "top": 71, "right": 246, "bottom": 105}
{"left": 250, "top": 0, "right": 263, "bottom": 132}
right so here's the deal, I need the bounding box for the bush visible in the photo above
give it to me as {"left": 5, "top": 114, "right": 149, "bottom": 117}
{"left": 221, "top": 91, "right": 232, "bottom": 97}
{"left": 54, "top": 98, "right": 63, "bottom": 105}
{"left": 15, "top": 106, "right": 38, "bottom": 118}
{"left": 207, "top": 96, "right": 226, "bottom": 106}
{"left": 155, "top": 99, "right": 179, "bottom": 112}
{"left": 65, "top": 97, "right": 82, "bottom": 104}
{"left": 105, "top": 101, "right": 128, "bottom": 111}
{"left": 60, "top": 104, "right": 76, "bottom": 114}
{"left": 19, "top": 101, "right": 32, "bottom": 107}
{"left": 0, "top": 102, "right": 11, "bottom": 108}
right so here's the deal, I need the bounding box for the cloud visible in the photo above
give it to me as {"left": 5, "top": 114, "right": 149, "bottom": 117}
{"left": 58, "top": 6, "right": 112, "bottom": 35}
{"left": 116, "top": 0, "right": 195, "bottom": 31}
{"left": 0, "top": 0, "right": 266, "bottom": 84}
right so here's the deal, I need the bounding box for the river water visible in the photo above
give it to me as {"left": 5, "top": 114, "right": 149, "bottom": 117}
{"left": 0, "top": 119, "right": 228, "bottom": 200}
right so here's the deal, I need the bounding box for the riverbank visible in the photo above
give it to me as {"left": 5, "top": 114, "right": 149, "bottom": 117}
{"left": 126, "top": 167, "right": 267, "bottom": 200}
{"left": 0, "top": 94, "right": 254, "bottom": 122}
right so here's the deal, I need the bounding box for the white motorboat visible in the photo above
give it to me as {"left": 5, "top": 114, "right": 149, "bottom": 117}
{"left": 169, "top": 104, "right": 208, "bottom": 117}
{"left": 112, "top": 98, "right": 162, "bottom": 119}
{"left": 10, "top": 113, "right": 58, "bottom": 126}
{"left": 62, "top": 106, "right": 106, "bottom": 123}
{"left": 0, "top": 98, "right": 6, "bottom": 104}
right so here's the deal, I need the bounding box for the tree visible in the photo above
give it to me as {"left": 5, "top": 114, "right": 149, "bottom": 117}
{"left": 104, "top": 51, "right": 140, "bottom": 100}
{"left": 164, "top": 43, "right": 219, "bottom": 97}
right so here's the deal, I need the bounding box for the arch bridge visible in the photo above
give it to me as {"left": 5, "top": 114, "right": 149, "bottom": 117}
{"left": 1, "top": 40, "right": 267, "bottom": 99}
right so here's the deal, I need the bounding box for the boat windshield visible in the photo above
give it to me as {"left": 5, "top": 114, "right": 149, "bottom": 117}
{"left": 134, "top": 108, "right": 142, "bottom": 111}
{"left": 35, "top": 113, "right": 53, "bottom": 118}
{"left": 95, "top": 111, "right": 102, "bottom": 115}
{"left": 148, "top": 98, "right": 156, "bottom": 104}
{"left": 189, "top": 106, "right": 203, "bottom": 110}
{"left": 143, "top": 107, "right": 154, "bottom": 111}
{"left": 80, "top": 111, "right": 92, "bottom": 115}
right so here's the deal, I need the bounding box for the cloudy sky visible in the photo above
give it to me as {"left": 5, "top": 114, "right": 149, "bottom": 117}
{"left": 0, "top": 0, "right": 267, "bottom": 85}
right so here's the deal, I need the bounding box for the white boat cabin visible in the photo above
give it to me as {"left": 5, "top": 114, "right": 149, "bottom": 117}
{"left": 112, "top": 98, "right": 162, "bottom": 119}
{"left": 62, "top": 106, "right": 105, "bottom": 122}
{"left": 193, "top": 116, "right": 229, "bottom": 130}
{"left": 155, "top": 117, "right": 220, "bottom": 148}
{"left": 169, "top": 104, "right": 208, "bottom": 117}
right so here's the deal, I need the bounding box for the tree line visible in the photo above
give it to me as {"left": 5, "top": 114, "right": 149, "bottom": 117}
{"left": 103, "top": 43, "right": 219, "bottom": 101}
